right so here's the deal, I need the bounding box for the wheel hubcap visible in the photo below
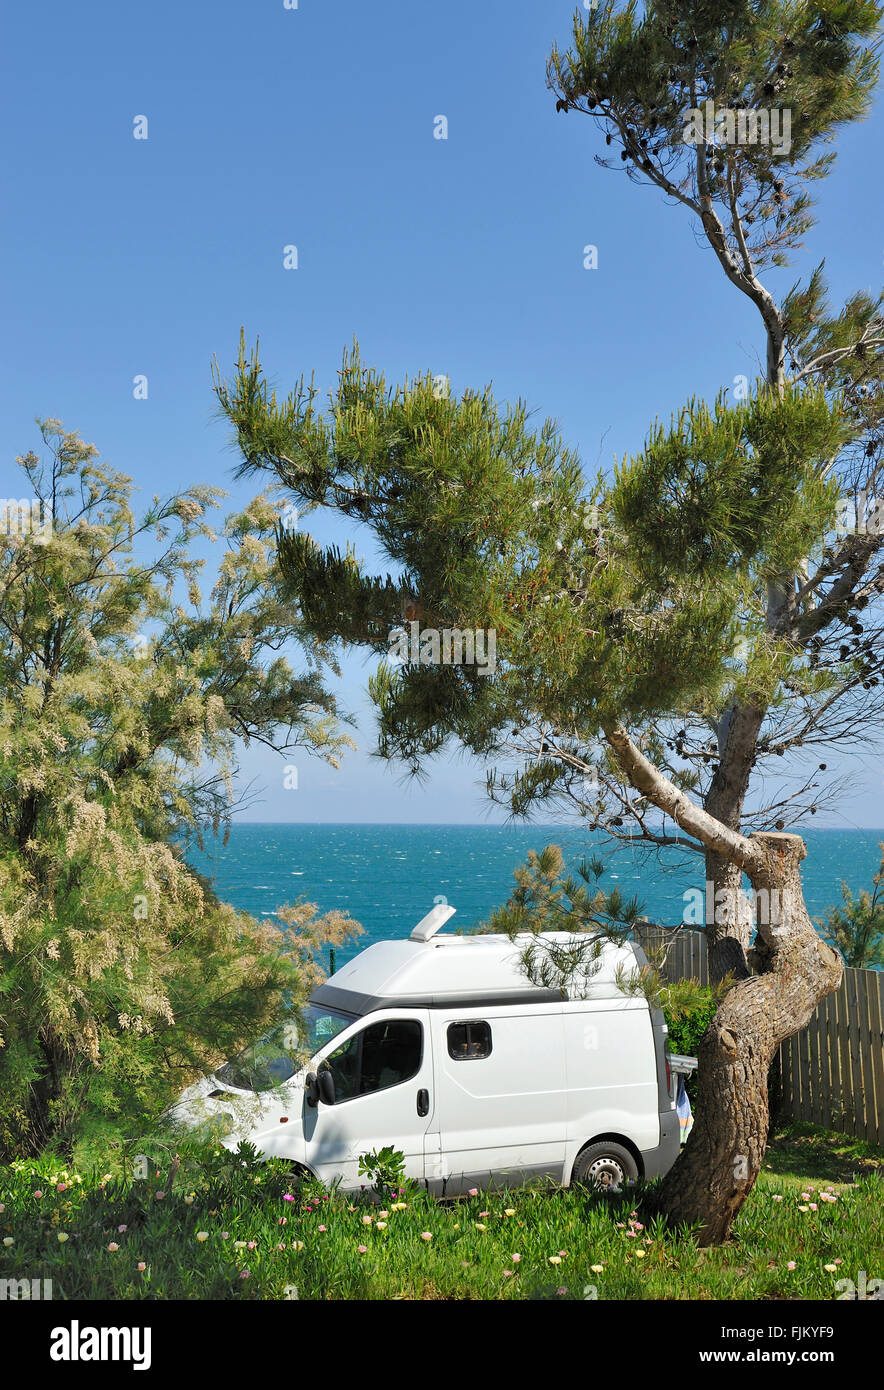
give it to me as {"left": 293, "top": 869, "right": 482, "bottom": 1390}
{"left": 586, "top": 1155, "right": 626, "bottom": 1189}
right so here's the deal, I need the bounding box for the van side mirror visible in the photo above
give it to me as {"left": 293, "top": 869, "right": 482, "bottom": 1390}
{"left": 305, "top": 1069, "right": 335, "bottom": 1106}
{"left": 318, "top": 1069, "right": 335, "bottom": 1106}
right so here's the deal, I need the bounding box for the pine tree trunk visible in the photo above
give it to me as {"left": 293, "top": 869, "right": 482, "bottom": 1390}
{"left": 702, "top": 700, "right": 765, "bottom": 984}
{"left": 704, "top": 851, "right": 753, "bottom": 982}
{"left": 655, "top": 832, "right": 842, "bottom": 1245}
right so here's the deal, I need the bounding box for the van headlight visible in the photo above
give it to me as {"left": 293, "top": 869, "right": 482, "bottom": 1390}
{"left": 190, "top": 1111, "right": 236, "bottom": 1142}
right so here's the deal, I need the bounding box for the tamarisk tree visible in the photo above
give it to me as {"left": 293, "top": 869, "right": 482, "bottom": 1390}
{"left": 0, "top": 422, "right": 354, "bottom": 1161}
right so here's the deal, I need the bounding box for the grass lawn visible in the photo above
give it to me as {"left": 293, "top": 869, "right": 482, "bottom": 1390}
{"left": 1, "top": 1121, "right": 882, "bottom": 1301}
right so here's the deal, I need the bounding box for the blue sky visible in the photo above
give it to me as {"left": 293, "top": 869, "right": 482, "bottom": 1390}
{"left": 2, "top": 0, "right": 883, "bottom": 825}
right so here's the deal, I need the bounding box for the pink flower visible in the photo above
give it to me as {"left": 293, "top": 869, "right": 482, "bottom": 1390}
{"left": 556, "top": 1286, "right": 568, "bottom": 1296}
{"left": 277, "top": 1243, "right": 285, "bottom": 1251}
{"left": 787, "top": 1261, "right": 796, "bottom": 1271}
{"left": 503, "top": 1270, "right": 512, "bottom": 1277}
{"left": 57, "top": 1183, "right": 67, "bottom": 1192}
{"left": 468, "top": 1189, "right": 479, "bottom": 1197}
{"left": 420, "top": 1232, "right": 433, "bottom": 1241}
{"left": 318, "top": 1225, "right": 327, "bottom": 1233}
{"left": 809, "top": 1203, "right": 818, "bottom": 1211}
{"left": 108, "top": 1243, "right": 119, "bottom": 1252}
{"left": 221, "top": 1232, "right": 229, "bottom": 1239}
{"left": 247, "top": 1241, "right": 257, "bottom": 1250}
{"left": 278, "top": 1217, "right": 287, "bottom": 1225}
{"left": 358, "top": 1245, "right": 368, "bottom": 1254}
{"left": 511, "top": 1254, "right": 521, "bottom": 1263}
{"left": 239, "top": 1268, "right": 251, "bottom": 1279}
{"left": 137, "top": 1262, "right": 146, "bottom": 1272}
{"left": 772, "top": 1195, "right": 783, "bottom": 1202}
{"left": 282, "top": 1194, "right": 295, "bottom": 1202}
{"left": 33, "top": 1191, "right": 43, "bottom": 1199}
{"left": 117, "top": 1225, "right": 127, "bottom": 1233}
{"left": 154, "top": 1191, "right": 165, "bottom": 1200}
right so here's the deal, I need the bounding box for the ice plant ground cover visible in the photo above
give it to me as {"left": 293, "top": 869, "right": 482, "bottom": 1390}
{"left": 0, "top": 1123, "right": 880, "bottom": 1301}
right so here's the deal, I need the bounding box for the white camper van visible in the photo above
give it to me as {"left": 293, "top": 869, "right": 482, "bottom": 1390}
{"left": 171, "top": 905, "right": 693, "bottom": 1193}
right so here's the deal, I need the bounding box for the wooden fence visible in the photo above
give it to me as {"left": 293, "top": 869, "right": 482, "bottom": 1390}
{"left": 633, "top": 923, "right": 884, "bottom": 1146}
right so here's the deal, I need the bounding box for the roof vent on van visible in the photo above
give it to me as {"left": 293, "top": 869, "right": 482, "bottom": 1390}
{"left": 410, "top": 902, "right": 456, "bottom": 942}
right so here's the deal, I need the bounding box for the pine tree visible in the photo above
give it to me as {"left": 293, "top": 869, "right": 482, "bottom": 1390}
{"left": 548, "top": 0, "right": 884, "bottom": 982}
{"left": 212, "top": 3, "right": 884, "bottom": 1243}
{"left": 816, "top": 844, "right": 884, "bottom": 966}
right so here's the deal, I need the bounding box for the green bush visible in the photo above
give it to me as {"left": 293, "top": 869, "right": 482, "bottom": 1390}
{"left": 664, "top": 988, "right": 716, "bottom": 1104}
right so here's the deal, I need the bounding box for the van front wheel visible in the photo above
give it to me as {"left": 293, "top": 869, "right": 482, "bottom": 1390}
{"left": 572, "top": 1142, "right": 638, "bottom": 1192}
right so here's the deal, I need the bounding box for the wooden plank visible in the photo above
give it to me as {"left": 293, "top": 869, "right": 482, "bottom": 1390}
{"left": 788, "top": 1030, "right": 802, "bottom": 1123}
{"left": 777, "top": 1036, "right": 792, "bottom": 1125}
{"left": 817, "top": 990, "right": 835, "bottom": 1133}
{"left": 845, "top": 969, "right": 866, "bottom": 1142}
{"left": 822, "top": 989, "right": 839, "bottom": 1128}
{"left": 802, "top": 1010, "right": 816, "bottom": 1126}
{"left": 854, "top": 970, "right": 873, "bottom": 1144}
{"left": 783, "top": 1030, "right": 797, "bottom": 1123}
{"left": 798, "top": 1011, "right": 813, "bottom": 1124}
{"left": 870, "top": 974, "right": 884, "bottom": 1148}
{"left": 835, "top": 974, "right": 854, "bottom": 1137}
{"left": 857, "top": 969, "right": 881, "bottom": 1145}
{"left": 808, "top": 1005, "right": 825, "bottom": 1128}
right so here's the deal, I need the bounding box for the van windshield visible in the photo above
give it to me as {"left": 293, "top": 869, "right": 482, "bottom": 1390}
{"left": 215, "top": 1004, "right": 355, "bottom": 1092}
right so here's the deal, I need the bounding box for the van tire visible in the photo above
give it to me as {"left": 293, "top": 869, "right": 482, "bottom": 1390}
{"left": 572, "top": 1142, "right": 638, "bottom": 1192}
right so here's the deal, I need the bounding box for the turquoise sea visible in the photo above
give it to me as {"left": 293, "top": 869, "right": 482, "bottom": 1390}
{"left": 184, "top": 824, "right": 884, "bottom": 968}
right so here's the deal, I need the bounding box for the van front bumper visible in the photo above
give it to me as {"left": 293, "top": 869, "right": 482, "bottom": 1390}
{"left": 641, "top": 1109, "right": 681, "bottom": 1180}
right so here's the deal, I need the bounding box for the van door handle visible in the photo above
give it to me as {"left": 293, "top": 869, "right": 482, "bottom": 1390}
{"left": 417, "top": 1088, "right": 429, "bottom": 1117}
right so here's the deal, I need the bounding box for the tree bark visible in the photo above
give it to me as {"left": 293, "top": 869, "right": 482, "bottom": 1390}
{"left": 703, "top": 699, "right": 767, "bottom": 982}
{"left": 704, "top": 851, "right": 753, "bottom": 982}
{"left": 654, "top": 832, "right": 842, "bottom": 1244}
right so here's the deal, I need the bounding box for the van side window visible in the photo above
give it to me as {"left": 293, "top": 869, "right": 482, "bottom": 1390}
{"left": 323, "top": 1020, "right": 422, "bottom": 1102}
{"left": 447, "top": 1021, "right": 492, "bottom": 1060}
